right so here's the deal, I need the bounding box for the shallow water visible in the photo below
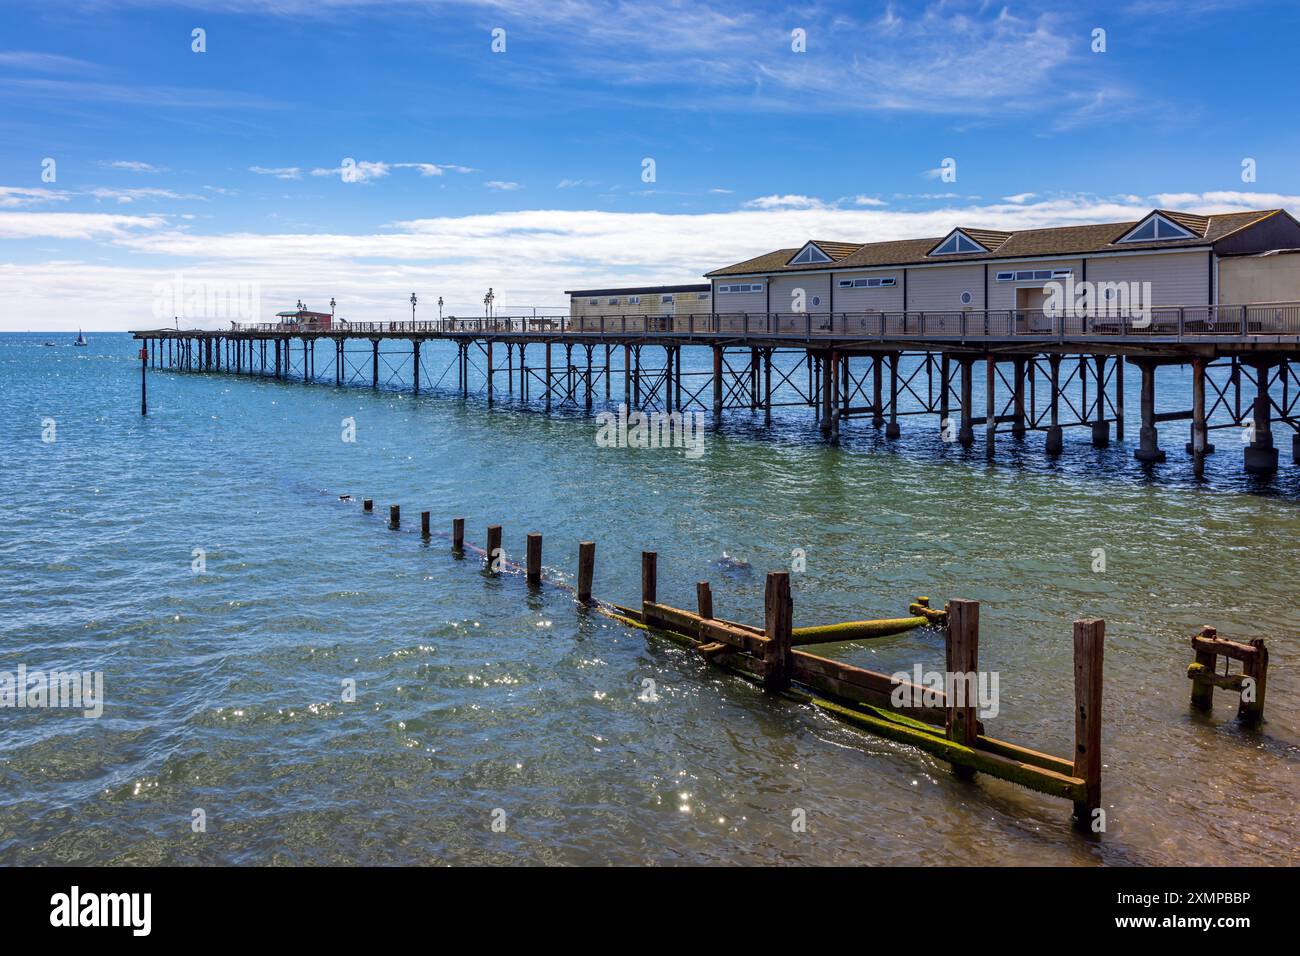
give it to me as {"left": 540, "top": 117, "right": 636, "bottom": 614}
{"left": 1, "top": 332, "right": 1296, "bottom": 865}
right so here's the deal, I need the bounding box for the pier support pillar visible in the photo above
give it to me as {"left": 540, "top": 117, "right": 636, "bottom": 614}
{"left": 1244, "top": 360, "right": 1277, "bottom": 475}
{"left": 1091, "top": 356, "right": 1109, "bottom": 447}
{"left": 984, "top": 355, "right": 996, "bottom": 459}
{"left": 371, "top": 339, "right": 379, "bottom": 389}
{"left": 958, "top": 358, "right": 974, "bottom": 447}
{"left": 764, "top": 349, "right": 773, "bottom": 426}
{"left": 1134, "top": 360, "right": 1165, "bottom": 463}
{"left": 1293, "top": 431, "right": 1300, "bottom": 465}
{"left": 711, "top": 347, "right": 723, "bottom": 423}
{"left": 486, "top": 340, "right": 494, "bottom": 406}
{"left": 585, "top": 345, "right": 594, "bottom": 413}
{"left": 1190, "top": 357, "right": 1210, "bottom": 476}
{"left": 872, "top": 354, "right": 884, "bottom": 428}
{"left": 545, "top": 343, "right": 553, "bottom": 412}
{"left": 139, "top": 343, "right": 147, "bottom": 415}
{"left": 1115, "top": 356, "right": 1126, "bottom": 441}
{"left": 412, "top": 340, "right": 420, "bottom": 394}
{"left": 939, "top": 353, "right": 951, "bottom": 436}
{"left": 1012, "top": 357, "right": 1026, "bottom": 437}
{"left": 885, "top": 352, "right": 901, "bottom": 438}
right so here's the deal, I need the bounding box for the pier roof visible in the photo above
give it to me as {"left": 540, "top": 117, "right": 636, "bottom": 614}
{"left": 706, "top": 208, "right": 1290, "bottom": 277}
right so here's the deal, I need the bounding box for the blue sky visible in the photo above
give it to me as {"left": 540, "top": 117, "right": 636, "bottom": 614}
{"left": 3, "top": 0, "right": 1299, "bottom": 329}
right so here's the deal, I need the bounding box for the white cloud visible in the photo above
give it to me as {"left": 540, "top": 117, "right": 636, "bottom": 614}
{"left": 1003, "top": 193, "right": 1038, "bottom": 204}
{"left": 0, "top": 186, "right": 69, "bottom": 209}
{"left": 311, "top": 161, "right": 391, "bottom": 182}
{"left": 250, "top": 166, "right": 302, "bottom": 180}
{"left": 87, "top": 187, "right": 204, "bottom": 204}
{"left": 853, "top": 195, "right": 887, "bottom": 207}
{"left": 8, "top": 192, "right": 1298, "bottom": 330}
{"left": 485, "top": 180, "right": 522, "bottom": 190}
{"left": 102, "top": 160, "right": 165, "bottom": 173}
{"left": 744, "top": 194, "right": 828, "bottom": 210}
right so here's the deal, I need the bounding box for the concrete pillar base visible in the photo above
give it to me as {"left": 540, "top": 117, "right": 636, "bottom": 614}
{"left": 1045, "top": 425, "right": 1063, "bottom": 455}
{"left": 1091, "top": 420, "right": 1110, "bottom": 447}
{"left": 1135, "top": 427, "right": 1165, "bottom": 463}
{"left": 958, "top": 427, "right": 974, "bottom": 448}
{"left": 872, "top": 415, "right": 884, "bottom": 429}
{"left": 1012, "top": 424, "right": 1026, "bottom": 438}
{"left": 1244, "top": 444, "right": 1278, "bottom": 474}
{"left": 1184, "top": 441, "right": 1216, "bottom": 455}
{"left": 984, "top": 426, "right": 996, "bottom": 459}
{"left": 885, "top": 422, "right": 900, "bottom": 438}
{"left": 1293, "top": 432, "right": 1300, "bottom": 465}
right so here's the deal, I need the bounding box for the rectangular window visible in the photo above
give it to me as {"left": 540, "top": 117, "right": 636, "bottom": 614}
{"left": 997, "top": 268, "right": 1073, "bottom": 282}
{"left": 608, "top": 298, "right": 620, "bottom": 306}
{"left": 718, "top": 283, "right": 763, "bottom": 293}
{"left": 588, "top": 298, "right": 599, "bottom": 305}
{"left": 628, "top": 296, "right": 640, "bottom": 305}
{"left": 698, "top": 292, "right": 709, "bottom": 299}
{"left": 840, "top": 276, "right": 897, "bottom": 288}
{"left": 662, "top": 295, "right": 673, "bottom": 303}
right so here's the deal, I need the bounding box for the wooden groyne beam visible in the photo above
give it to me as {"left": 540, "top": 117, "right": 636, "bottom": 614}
{"left": 346, "top": 497, "right": 1110, "bottom": 829}
{"left": 133, "top": 313, "right": 1300, "bottom": 478}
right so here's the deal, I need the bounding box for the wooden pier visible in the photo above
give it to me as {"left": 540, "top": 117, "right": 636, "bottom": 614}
{"left": 132, "top": 304, "right": 1300, "bottom": 476}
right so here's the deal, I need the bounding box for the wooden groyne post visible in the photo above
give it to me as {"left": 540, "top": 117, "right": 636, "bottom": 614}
{"left": 577, "top": 541, "right": 595, "bottom": 604}
{"left": 1188, "top": 626, "right": 1268, "bottom": 726}
{"left": 486, "top": 524, "right": 502, "bottom": 573}
{"left": 526, "top": 532, "right": 542, "bottom": 587}
{"left": 1072, "top": 618, "right": 1105, "bottom": 829}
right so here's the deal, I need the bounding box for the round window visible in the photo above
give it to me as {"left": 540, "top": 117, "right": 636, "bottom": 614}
{"left": 811, "top": 295, "right": 821, "bottom": 307}
{"left": 960, "top": 291, "right": 973, "bottom": 305}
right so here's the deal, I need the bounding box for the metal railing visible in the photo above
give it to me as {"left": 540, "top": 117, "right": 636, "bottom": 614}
{"left": 225, "top": 303, "right": 1300, "bottom": 340}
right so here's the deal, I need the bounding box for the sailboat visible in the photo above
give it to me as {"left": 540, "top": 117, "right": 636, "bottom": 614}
{"left": 73, "top": 329, "right": 87, "bottom": 347}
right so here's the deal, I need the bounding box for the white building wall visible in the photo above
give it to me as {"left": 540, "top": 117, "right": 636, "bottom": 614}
{"left": 711, "top": 279, "right": 767, "bottom": 314}
{"left": 770, "top": 272, "right": 831, "bottom": 313}
{"left": 905, "top": 264, "right": 986, "bottom": 311}
{"left": 831, "top": 269, "right": 906, "bottom": 312}
{"left": 985, "top": 258, "right": 1084, "bottom": 310}
{"left": 1085, "top": 251, "right": 1210, "bottom": 306}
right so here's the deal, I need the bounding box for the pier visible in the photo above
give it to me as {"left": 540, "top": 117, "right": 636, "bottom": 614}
{"left": 132, "top": 303, "right": 1300, "bottom": 477}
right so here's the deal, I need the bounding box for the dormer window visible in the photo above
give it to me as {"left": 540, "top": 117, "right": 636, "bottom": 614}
{"left": 930, "top": 230, "right": 988, "bottom": 256}
{"left": 1117, "top": 213, "right": 1195, "bottom": 244}
{"left": 788, "top": 242, "right": 833, "bottom": 265}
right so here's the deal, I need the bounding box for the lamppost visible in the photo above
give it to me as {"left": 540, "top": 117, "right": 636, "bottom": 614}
{"left": 330, "top": 297, "right": 336, "bottom": 317}
{"left": 483, "top": 287, "right": 495, "bottom": 321}
{"left": 437, "top": 296, "right": 444, "bottom": 321}
{"left": 410, "top": 292, "right": 417, "bottom": 326}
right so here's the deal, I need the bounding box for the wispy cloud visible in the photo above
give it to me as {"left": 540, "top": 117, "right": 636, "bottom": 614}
{"left": 87, "top": 187, "right": 204, "bottom": 204}
{"left": 250, "top": 166, "right": 302, "bottom": 180}
{"left": 101, "top": 160, "right": 167, "bottom": 173}
{"left": 0, "top": 186, "right": 69, "bottom": 209}
{"left": 486, "top": 180, "right": 522, "bottom": 191}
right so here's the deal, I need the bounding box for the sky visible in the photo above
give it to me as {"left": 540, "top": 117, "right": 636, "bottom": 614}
{"left": 2, "top": 0, "right": 1299, "bottom": 330}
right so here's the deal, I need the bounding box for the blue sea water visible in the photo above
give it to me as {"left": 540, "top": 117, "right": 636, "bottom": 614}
{"left": 0, "top": 331, "right": 1296, "bottom": 865}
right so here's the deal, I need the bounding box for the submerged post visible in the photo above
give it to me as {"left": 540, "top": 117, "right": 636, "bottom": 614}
{"left": 389, "top": 504, "right": 400, "bottom": 528}
{"left": 420, "top": 510, "right": 430, "bottom": 538}
{"left": 139, "top": 344, "right": 148, "bottom": 416}
{"left": 1240, "top": 638, "right": 1268, "bottom": 726}
{"left": 486, "top": 524, "right": 502, "bottom": 572}
{"left": 945, "top": 599, "right": 979, "bottom": 752}
{"left": 641, "top": 551, "right": 657, "bottom": 606}
{"left": 762, "top": 571, "right": 793, "bottom": 691}
{"left": 363, "top": 498, "right": 373, "bottom": 513}
{"left": 452, "top": 517, "right": 465, "bottom": 553}
{"left": 1072, "top": 617, "right": 1105, "bottom": 830}
{"left": 526, "top": 532, "right": 542, "bottom": 587}
{"left": 696, "top": 581, "right": 714, "bottom": 620}
{"left": 577, "top": 541, "right": 595, "bottom": 604}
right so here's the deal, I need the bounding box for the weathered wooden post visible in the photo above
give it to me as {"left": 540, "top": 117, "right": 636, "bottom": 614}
{"left": 389, "top": 504, "right": 400, "bottom": 528}
{"left": 763, "top": 571, "right": 793, "bottom": 691}
{"left": 641, "top": 551, "right": 657, "bottom": 604}
{"left": 696, "top": 581, "right": 714, "bottom": 620}
{"left": 945, "top": 599, "right": 979, "bottom": 755}
{"left": 486, "top": 524, "right": 502, "bottom": 572}
{"left": 1240, "top": 638, "right": 1269, "bottom": 726}
{"left": 452, "top": 517, "right": 464, "bottom": 553}
{"left": 420, "top": 511, "right": 430, "bottom": 538}
{"left": 1189, "top": 625, "right": 1217, "bottom": 713}
{"left": 577, "top": 541, "right": 595, "bottom": 604}
{"left": 1072, "top": 617, "right": 1105, "bottom": 829}
{"left": 526, "top": 532, "right": 542, "bottom": 587}
{"left": 362, "top": 498, "right": 373, "bottom": 513}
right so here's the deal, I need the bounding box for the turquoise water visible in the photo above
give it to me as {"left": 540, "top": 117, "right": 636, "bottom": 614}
{"left": 1, "top": 332, "right": 1296, "bottom": 865}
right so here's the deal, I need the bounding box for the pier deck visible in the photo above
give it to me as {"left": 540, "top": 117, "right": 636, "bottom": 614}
{"left": 132, "top": 304, "right": 1300, "bottom": 477}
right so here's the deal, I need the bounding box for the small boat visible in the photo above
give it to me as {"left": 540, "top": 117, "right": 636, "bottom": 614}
{"left": 42, "top": 341, "right": 56, "bottom": 347}
{"left": 73, "top": 330, "right": 87, "bottom": 347}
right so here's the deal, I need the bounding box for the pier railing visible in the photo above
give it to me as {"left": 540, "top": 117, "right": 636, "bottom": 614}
{"left": 226, "top": 302, "right": 1300, "bottom": 340}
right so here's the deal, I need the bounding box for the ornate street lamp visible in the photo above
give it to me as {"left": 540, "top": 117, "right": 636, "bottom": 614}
{"left": 410, "top": 292, "right": 417, "bottom": 324}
